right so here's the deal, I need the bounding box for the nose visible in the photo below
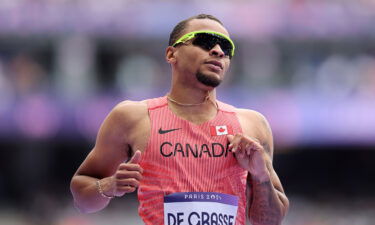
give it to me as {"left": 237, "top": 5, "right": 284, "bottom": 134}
{"left": 209, "top": 44, "right": 225, "bottom": 58}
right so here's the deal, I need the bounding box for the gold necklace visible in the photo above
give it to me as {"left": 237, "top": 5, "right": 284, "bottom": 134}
{"left": 167, "top": 94, "right": 218, "bottom": 109}
{"left": 167, "top": 95, "right": 208, "bottom": 106}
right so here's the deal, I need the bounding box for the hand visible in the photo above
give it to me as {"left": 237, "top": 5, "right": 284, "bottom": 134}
{"left": 104, "top": 150, "right": 143, "bottom": 197}
{"left": 227, "top": 134, "right": 270, "bottom": 182}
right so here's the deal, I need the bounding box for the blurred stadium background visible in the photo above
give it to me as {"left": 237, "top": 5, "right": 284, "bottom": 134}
{"left": 1, "top": 0, "right": 375, "bottom": 224}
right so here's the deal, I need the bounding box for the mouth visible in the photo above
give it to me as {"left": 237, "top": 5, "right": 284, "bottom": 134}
{"left": 205, "top": 60, "right": 223, "bottom": 70}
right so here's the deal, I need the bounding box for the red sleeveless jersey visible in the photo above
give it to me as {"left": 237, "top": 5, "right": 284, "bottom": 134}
{"left": 138, "top": 96, "right": 248, "bottom": 224}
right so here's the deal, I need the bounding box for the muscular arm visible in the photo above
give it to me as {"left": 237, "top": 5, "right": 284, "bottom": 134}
{"left": 247, "top": 143, "right": 289, "bottom": 225}
{"left": 234, "top": 110, "right": 289, "bottom": 225}
{"left": 70, "top": 101, "right": 147, "bottom": 213}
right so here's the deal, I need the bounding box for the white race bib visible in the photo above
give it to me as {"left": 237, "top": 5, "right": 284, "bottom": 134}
{"left": 164, "top": 192, "right": 238, "bottom": 225}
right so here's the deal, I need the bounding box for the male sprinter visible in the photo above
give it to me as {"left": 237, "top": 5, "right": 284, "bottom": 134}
{"left": 70, "top": 14, "right": 289, "bottom": 225}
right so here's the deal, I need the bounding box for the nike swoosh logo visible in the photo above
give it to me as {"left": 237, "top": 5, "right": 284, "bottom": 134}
{"left": 158, "top": 128, "right": 181, "bottom": 134}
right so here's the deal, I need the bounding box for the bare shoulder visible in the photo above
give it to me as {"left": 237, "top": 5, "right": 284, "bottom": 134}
{"left": 108, "top": 100, "right": 150, "bottom": 152}
{"left": 235, "top": 108, "right": 271, "bottom": 131}
{"left": 109, "top": 100, "right": 148, "bottom": 128}
{"left": 113, "top": 99, "right": 148, "bottom": 116}
{"left": 96, "top": 99, "right": 149, "bottom": 146}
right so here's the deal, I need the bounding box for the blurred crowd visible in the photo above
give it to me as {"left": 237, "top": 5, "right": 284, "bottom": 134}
{"left": 0, "top": 35, "right": 374, "bottom": 145}
{"left": 0, "top": 1, "right": 374, "bottom": 144}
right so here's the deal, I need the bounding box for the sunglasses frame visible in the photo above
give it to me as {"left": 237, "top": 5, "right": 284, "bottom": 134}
{"left": 172, "top": 30, "right": 235, "bottom": 58}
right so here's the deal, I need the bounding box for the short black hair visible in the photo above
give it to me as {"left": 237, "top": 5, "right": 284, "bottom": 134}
{"left": 168, "top": 14, "right": 223, "bottom": 46}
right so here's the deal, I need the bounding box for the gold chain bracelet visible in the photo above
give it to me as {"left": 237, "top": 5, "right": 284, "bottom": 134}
{"left": 96, "top": 180, "right": 115, "bottom": 199}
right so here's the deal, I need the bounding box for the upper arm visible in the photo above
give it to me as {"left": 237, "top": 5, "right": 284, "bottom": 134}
{"left": 236, "top": 109, "right": 274, "bottom": 158}
{"left": 254, "top": 111, "right": 274, "bottom": 159}
{"left": 249, "top": 113, "right": 285, "bottom": 193}
{"left": 238, "top": 109, "right": 289, "bottom": 211}
{"left": 74, "top": 101, "right": 145, "bottom": 179}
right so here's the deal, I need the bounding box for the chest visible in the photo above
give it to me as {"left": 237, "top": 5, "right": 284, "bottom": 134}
{"left": 145, "top": 108, "right": 241, "bottom": 163}
{"left": 154, "top": 125, "right": 232, "bottom": 159}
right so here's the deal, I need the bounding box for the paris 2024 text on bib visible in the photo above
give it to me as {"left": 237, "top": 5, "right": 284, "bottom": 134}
{"left": 164, "top": 192, "right": 239, "bottom": 225}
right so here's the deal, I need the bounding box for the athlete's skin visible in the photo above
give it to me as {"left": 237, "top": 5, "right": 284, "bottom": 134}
{"left": 70, "top": 18, "right": 289, "bottom": 225}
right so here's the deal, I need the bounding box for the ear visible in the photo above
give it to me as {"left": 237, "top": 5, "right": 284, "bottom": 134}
{"left": 165, "top": 46, "right": 177, "bottom": 65}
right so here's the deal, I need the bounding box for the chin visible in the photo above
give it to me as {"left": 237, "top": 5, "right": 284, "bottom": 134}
{"left": 196, "top": 72, "right": 222, "bottom": 88}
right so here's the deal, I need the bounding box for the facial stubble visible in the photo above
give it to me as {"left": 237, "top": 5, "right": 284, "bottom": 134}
{"left": 196, "top": 72, "right": 222, "bottom": 88}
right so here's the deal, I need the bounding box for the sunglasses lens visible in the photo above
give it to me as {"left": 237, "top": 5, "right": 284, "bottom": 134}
{"left": 192, "top": 34, "right": 217, "bottom": 50}
{"left": 193, "top": 33, "right": 233, "bottom": 58}
{"left": 219, "top": 39, "right": 232, "bottom": 57}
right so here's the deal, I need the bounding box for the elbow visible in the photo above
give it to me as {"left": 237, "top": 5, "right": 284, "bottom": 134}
{"left": 70, "top": 193, "right": 100, "bottom": 214}
{"left": 73, "top": 200, "right": 97, "bottom": 214}
{"left": 70, "top": 179, "right": 95, "bottom": 214}
{"left": 70, "top": 189, "right": 92, "bottom": 214}
{"left": 69, "top": 175, "right": 110, "bottom": 214}
{"left": 73, "top": 200, "right": 89, "bottom": 214}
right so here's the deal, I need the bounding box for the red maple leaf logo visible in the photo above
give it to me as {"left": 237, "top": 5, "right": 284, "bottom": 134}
{"left": 218, "top": 127, "right": 226, "bottom": 133}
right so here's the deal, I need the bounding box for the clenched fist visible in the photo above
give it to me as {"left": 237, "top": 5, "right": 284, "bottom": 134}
{"left": 227, "top": 134, "right": 271, "bottom": 182}
{"left": 99, "top": 150, "right": 143, "bottom": 197}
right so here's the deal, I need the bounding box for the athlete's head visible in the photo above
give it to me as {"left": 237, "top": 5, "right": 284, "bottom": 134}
{"left": 166, "top": 14, "right": 234, "bottom": 89}
{"left": 168, "top": 14, "right": 224, "bottom": 47}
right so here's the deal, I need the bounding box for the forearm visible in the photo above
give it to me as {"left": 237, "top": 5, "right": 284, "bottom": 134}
{"left": 70, "top": 175, "right": 113, "bottom": 213}
{"left": 248, "top": 175, "right": 288, "bottom": 225}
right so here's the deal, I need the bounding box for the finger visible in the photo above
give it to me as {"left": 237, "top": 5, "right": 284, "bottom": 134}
{"left": 115, "top": 171, "right": 143, "bottom": 180}
{"left": 117, "top": 178, "right": 140, "bottom": 187}
{"left": 239, "top": 136, "right": 261, "bottom": 155}
{"left": 116, "top": 185, "right": 136, "bottom": 194}
{"left": 227, "top": 135, "right": 234, "bottom": 149}
{"left": 128, "top": 150, "right": 142, "bottom": 164}
{"left": 227, "top": 134, "right": 234, "bottom": 142}
{"left": 241, "top": 140, "right": 255, "bottom": 156}
{"left": 115, "top": 191, "right": 126, "bottom": 197}
{"left": 229, "top": 134, "right": 243, "bottom": 153}
{"left": 244, "top": 137, "right": 262, "bottom": 149}
{"left": 244, "top": 143, "right": 251, "bottom": 155}
{"left": 234, "top": 149, "right": 243, "bottom": 159}
{"left": 119, "top": 163, "right": 144, "bottom": 173}
{"left": 237, "top": 144, "right": 246, "bottom": 158}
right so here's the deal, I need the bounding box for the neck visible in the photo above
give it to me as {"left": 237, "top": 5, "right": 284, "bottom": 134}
{"left": 170, "top": 67, "right": 219, "bottom": 101}
{"left": 168, "top": 67, "right": 221, "bottom": 115}
{"left": 168, "top": 86, "right": 217, "bottom": 106}
{"left": 167, "top": 84, "right": 218, "bottom": 116}
{"left": 167, "top": 87, "right": 218, "bottom": 124}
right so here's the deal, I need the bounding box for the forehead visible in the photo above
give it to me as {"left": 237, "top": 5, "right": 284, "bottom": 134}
{"left": 184, "top": 19, "right": 230, "bottom": 37}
